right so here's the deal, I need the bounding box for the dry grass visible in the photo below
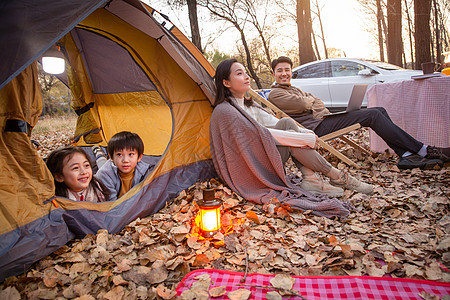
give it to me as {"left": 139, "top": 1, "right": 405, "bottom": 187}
{"left": 31, "top": 114, "right": 78, "bottom": 158}
{"left": 32, "top": 113, "right": 77, "bottom": 135}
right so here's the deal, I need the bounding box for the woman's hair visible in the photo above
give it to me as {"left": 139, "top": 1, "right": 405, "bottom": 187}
{"left": 46, "top": 146, "right": 110, "bottom": 200}
{"left": 107, "top": 131, "right": 144, "bottom": 158}
{"left": 214, "top": 58, "right": 253, "bottom": 107}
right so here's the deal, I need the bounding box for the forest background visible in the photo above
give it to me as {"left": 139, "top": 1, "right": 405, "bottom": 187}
{"left": 42, "top": 0, "right": 449, "bottom": 115}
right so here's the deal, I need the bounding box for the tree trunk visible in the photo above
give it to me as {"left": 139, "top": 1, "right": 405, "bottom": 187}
{"left": 315, "top": 0, "right": 328, "bottom": 59}
{"left": 296, "top": 0, "right": 315, "bottom": 65}
{"left": 238, "top": 29, "right": 262, "bottom": 88}
{"left": 376, "top": 0, "right": 385, "bottom": 61}
{"left": 243, "top": 0, "right": 272, "bottom": 66}
{"left": 387, "top": 0, "right": 402, "bottom": 66}
{"left": 312, "top": 32, "right": 321, "bottom": 60}
{"left": 432, "top": 0, "right": 441, "bottom": 64}
{"left": 404, "top": 0, "right": 414, "bottom": 68}
{"left": 201, "top": 0, "right": 262, "bottom": 87}
{"left": 187, "top": 0, "right": 202, "bottom": 53}
{"left": 414, "top": 0, "right": 432, "bottom": 69}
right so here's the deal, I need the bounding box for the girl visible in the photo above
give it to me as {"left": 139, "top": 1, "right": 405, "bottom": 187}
{"left": 46, "top": 146, "right": 109, "bottom": 202}
{"left": 213, "top": 58, "right": 373, "bottom": 196}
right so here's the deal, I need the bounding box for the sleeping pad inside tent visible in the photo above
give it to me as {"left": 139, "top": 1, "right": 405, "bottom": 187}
{"left": 0, "top": 0, "right": 217, "bottom": 282}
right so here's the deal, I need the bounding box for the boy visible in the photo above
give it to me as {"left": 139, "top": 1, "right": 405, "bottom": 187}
{"left": 95, "top": 131, "right": 151, "bottom": 201}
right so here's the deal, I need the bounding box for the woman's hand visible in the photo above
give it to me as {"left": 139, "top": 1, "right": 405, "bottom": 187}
{"left": 314, "top": 135, "right": 319, "bottom": 149}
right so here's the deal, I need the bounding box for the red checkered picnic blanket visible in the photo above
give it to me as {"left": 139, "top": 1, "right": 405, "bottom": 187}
{"left": 176, "top": 269, "right": 450, "bottom": 299}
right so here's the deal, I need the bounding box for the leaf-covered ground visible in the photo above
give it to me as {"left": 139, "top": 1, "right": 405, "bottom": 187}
{"left": 1, "top": 118, "right": 449, "bottom": 299}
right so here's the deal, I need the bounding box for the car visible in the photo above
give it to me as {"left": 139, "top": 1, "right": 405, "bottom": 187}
{"left": 290, "top": 58, "right": 423, "bottom": 111}
{"left": 442, "top": 51, "right": 450, "bottom": 75}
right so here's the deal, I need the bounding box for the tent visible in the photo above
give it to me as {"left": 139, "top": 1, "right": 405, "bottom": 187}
{"left": 0, "top": 0, "right": 217, "bottom": 282}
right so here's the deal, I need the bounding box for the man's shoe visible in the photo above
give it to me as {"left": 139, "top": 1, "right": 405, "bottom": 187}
{"left": 425, "top": 146, "right": 450, "bottom": 162}
{"left": 300, "top": 173, "right": 344, "bottom": 197}
{"left": 397, "top": 154, "right": 443, "bottom": 170}
{"left": 330, "top": 170, "right": 374, "bottom": 195}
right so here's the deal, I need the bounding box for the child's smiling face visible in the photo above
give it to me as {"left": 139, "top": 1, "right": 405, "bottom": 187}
{"left": 55, "top": 152, "right": 92, "bottom": 192}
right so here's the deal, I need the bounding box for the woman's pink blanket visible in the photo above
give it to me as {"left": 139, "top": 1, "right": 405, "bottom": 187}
{"left": 209, "top": 100, "right": 350, "bottom": 218}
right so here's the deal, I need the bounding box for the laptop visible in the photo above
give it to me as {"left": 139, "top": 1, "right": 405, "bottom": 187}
{"left": 323, "top": 84, "right": 368, "bottom": 117}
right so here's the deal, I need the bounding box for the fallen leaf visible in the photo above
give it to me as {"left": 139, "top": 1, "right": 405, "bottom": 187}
{"left": 193, "top": 254, "right": 210, "bottom": 267}
{"left": 165, "top": 256, "right": 185, "bottom": 270}
{"left": 181, "top": 288, "right": 209, "bottom": 300}
{"left": 418, "top": 290, "right": 440, "bottom": 300}
{"left": 350, "top": 225, "right": 368, "bottom": 234}
{"left": 192, "top": 274, "right": 212, "bottom": 291}
{"left": 328, "top": 235, "right": 338, "bottom": 247}
{"left": 276, "top": 207, "right": 290, "bottom": 219}
{"left": 227, "top": 288, "right": 251, "bottom": 300}
{"left": 43, "top": 268, "right": 59, "bottom": 288}
{"left": 156, "top": 284, "right": 177, "bottom": 300}
{"left": 171, "top": 225, "right": 190, "bottom": 242}
{"left": 209, "top": 285, "right": 227, "bottom": 297}
{"left": 246, "top": 211, "right": 260, "bottom": 224}
{"left": 270, "top": 274, "right": 295, "bottom": 290}
{"left": 339, "top": 244, "right": 353, "bottom": 258}
{"left": 112, "top": 275, "right": 128, "bottom": 285}
{"left": 74, "top": 294, "right": 96, "bottom": 300}
{"left": 122, "top": 266, "right": 151, "bottom": 285}
{"left": 425, "top": 261, "right": 442, "bottom": 281}
{"left": 73, "top": 280, "right": 93, "bottom": 296}
{"left": 103, "top": 286, "right": 124, "bottom": 300}
{"left": 404, "top": 264, "right": 424, "bottom": 277}
{"left": 0, "top": 286, "right": 20, "bottom": 300}
{"left": 115, "top": 258, "right": 133, "bottom": 272}
{"left": 37, "top": 287, "right": 59, "bottom": 299}
{"left": 146, "top": 265, "right": 168, "bottom": 284}
{"left": 266, "top": 291, "right": 282, "bottom": 300}
{"left": 305, "top": 254, "right": 317, "bottom": 266}
{"left": 349, "top": 243, "right": 366, "bottom": 253}
{"left": 187, "top": 236, "right": 202, "bottom": 249}
{"left": 69, "top": 262, "right": 91, "bottom": 278}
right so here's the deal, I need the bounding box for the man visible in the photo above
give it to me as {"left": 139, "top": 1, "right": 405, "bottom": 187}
{"left": 268, "top": 56, "right": 449, "bottom": 170}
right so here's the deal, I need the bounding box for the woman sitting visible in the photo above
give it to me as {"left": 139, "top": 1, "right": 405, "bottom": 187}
{"left": 209, "top": 59, "right": 374, "bottom": 217}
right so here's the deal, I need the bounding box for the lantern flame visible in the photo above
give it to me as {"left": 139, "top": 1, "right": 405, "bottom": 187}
{"left": 200, "top": 209, "right": 221, "bottom": 232}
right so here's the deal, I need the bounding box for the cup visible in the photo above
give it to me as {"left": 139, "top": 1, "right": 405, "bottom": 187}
{"left": 421, "top": 62, "right": 436, "bottom": 74}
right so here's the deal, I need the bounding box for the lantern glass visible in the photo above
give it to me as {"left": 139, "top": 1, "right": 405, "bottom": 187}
{"left": 42, "top": 44, "right": 65, "bottom": 74}
{"left": 42, "top": 57, "right": 65, "bottom": 74}
{"left": 199, "top": 206, "right": 221, "bottom": 232}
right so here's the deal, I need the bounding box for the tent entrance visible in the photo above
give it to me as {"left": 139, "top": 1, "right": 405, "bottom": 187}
{"left": 65, "top": 27, "right": 173, "bottom": 156}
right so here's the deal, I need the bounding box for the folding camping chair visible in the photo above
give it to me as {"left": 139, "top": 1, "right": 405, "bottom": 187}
{"left": 248, "top": 89, "right": 371, "bottom": 169}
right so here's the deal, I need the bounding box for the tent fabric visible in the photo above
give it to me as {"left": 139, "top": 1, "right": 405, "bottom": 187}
{"left": 0, "top": 62, "right": 55, "bottom": 236}
{"left": 0, "top": 0, "right": 217, "bottom": 282}
{"left": 72, "top": 28, "right": 157, "bottom": 94}
{"left": 176, "top": 269, "right": 450, "bottom": 299}
{"left": 0, "top": 0, "right": 107, "bottom": 90}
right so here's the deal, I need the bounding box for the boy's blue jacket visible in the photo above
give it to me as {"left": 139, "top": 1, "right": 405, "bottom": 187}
{"left": 95, "top": 159, "right": 152, "bottom": 201}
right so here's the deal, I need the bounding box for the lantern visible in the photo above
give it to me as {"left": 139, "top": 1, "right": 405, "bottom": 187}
{"left": 42, "top": 44, "right": 65, "bottom": 74}
{"left": 196, "top": 185, "right": 222, "bottom": 238}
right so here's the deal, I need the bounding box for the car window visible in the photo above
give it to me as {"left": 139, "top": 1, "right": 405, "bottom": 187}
{"left": 368, "top": 60, "right": 403, "bottom": 70}
{"left": 331, "top": 61, "right": 374, "bottom": 77}
{"left": 292, "top": 62, "right": 330, "bottom": 79}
